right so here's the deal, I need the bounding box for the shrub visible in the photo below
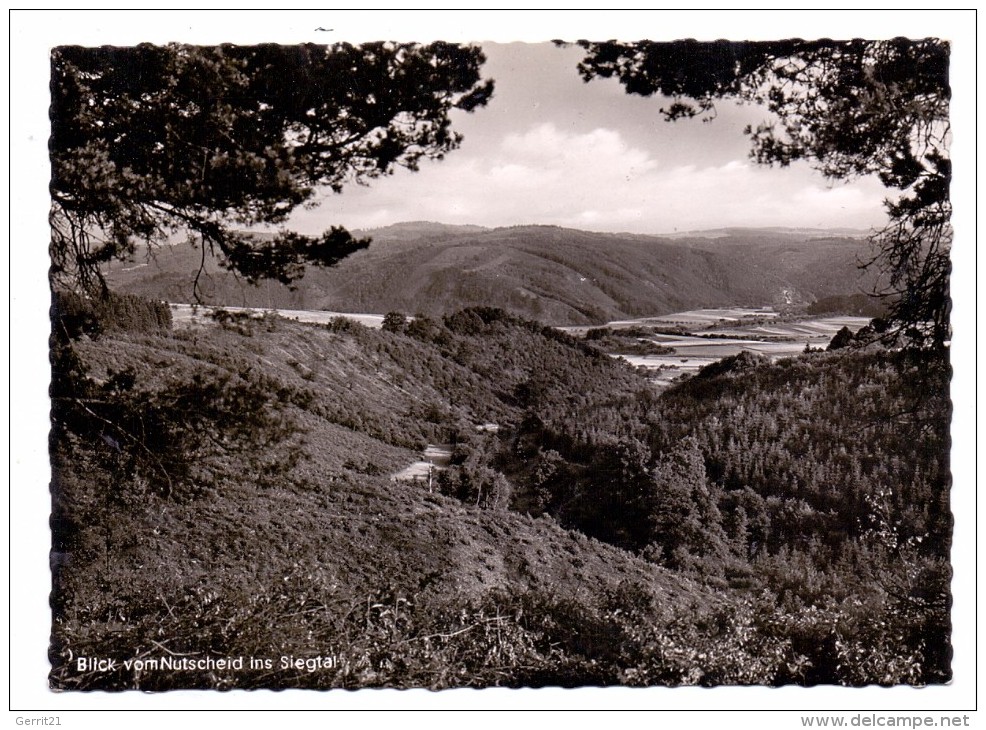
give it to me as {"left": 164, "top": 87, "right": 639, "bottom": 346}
{"left": 381, "top": 311, "right": 408, "bottom": 333}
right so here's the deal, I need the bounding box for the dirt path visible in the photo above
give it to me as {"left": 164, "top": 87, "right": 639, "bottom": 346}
{"left": 391, "top": 444, "right": 452, "bottom": 484}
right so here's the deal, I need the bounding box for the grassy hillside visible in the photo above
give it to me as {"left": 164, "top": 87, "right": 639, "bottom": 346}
{"left": 103, "top": 223, "right": 882, "bottom": 325}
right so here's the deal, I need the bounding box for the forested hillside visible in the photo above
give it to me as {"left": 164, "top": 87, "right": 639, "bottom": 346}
{"left": 50, "top": 294, "right": 950, "bottom": 689}
{"left": 103, "top": 224, "right": 882, "bottom": 325}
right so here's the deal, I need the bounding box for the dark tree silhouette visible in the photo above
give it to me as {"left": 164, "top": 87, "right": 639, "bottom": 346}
{"left": 567, "top": 38, "right": 950, "bottom": 349}
{"left": 49, "top": 42, "right": 493, "bottom": 296}
{"left": 381, "top": 311, "right": 409, "bottom": 333}
{"left": 827, "top": 325, "right": 856, "bottom": 351}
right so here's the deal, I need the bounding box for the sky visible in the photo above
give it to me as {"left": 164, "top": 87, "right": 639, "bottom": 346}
{"left": 286, "top": 41, "right": 891, "bottom": 236}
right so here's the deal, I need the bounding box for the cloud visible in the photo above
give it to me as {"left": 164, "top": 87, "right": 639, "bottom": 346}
{"left": 501, "top": 123, "right": 657, "bottom": 174}
{"left": 290, "top": 122, "right": 888, "bottom": 235}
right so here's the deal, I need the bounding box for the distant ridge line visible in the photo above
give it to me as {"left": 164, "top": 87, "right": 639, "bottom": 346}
{"left": 352, "top": 221, "right": 873, "bottom": 240}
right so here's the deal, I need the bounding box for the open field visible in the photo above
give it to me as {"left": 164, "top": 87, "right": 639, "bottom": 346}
{"left": 712, "top": 315, "right": 873, "bottom": 340}
{"left": 564, "top": 309, "right": 872, "bottom": 386}
{"left": 626, "top": 307, "right": 780, "bottom": 328}
{"left": 169, "top": 303, "right": 385, "bottom": 329}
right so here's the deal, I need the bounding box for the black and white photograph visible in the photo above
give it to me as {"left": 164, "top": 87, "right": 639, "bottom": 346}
{"left": 9, "top": 8, "right": 977, "bottom": 718}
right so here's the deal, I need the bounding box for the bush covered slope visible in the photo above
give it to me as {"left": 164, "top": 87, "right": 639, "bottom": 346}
{"left": 49, "top": 301, "right": 720, "bottom": 690}
{"left": 49, "top": 297, "right": 950, "bottom": 689}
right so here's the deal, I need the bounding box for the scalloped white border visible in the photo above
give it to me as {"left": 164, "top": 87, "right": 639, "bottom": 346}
{"left": 8, "top": 8, "right": 978, "bottom": 720}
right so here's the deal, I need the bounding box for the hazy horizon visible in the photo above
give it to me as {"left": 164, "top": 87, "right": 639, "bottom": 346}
{"left": 284, "top": 41, "right": 891, "bottom": 237}
{"left": 346, "top": 219, "right": 876, "bottom": 238}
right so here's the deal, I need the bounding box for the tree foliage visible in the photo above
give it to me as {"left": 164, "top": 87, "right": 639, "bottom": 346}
{"left": 49, "top": 312, "right": 308, "bottom": 502}
{"left": 50, "top": 42, "right": 493, "bottom": 295}
{"left": 568, "top": 38, "right": 951, "bottom": 349}
{"left": 645, "top": 436, "right": 731, "bottom": 569}
{"left": 50, "top": 289, "right": 172, "bottom": 339}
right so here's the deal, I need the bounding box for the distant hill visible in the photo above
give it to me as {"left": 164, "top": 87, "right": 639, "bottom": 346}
{"left": 352, "top": 220, "right": 492, "bottom": 243}
{"left": 104, "top": 223, "right": 883, "bottom": 326}
{"left": 656, "top": 226, "right": 872, "bottom": 239}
